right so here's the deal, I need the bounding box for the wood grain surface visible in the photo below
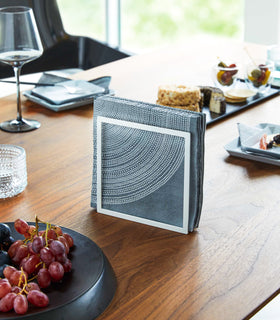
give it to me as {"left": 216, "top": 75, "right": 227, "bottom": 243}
{"left": 0, "top": 37, "right": 279, "bottom": 320}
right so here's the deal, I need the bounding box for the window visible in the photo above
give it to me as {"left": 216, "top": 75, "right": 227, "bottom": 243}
{"left": 57, "top": 0, "right": 105, "bottom": 42}
{"left": 57, "top": 0, "right": 243, "bottom": 53}
{"left": 121, "top": 0, "right": 243, "bottom": 53}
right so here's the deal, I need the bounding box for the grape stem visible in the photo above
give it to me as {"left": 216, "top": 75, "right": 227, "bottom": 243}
{"left": 28, "top": 274, "right": 38, "bottom": 282}
{"left": 45, "top": 223, "right": 50, "bottom": 247}
{"left": 18, "top": 267, "right": 29, "bottom": 295}
{"left": 35, "top": 215, "right": 40, "bottom": 236}
{"left": 35, "top": 215, "right": 57, "bottom": 246}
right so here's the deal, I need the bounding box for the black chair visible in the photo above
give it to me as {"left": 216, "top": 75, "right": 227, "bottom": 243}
{"left": 0, "top": 0, "right": 130, "bottom": 78}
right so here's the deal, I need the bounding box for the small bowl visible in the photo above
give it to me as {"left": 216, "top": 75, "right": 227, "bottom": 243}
{"left": 212, "top": 62, "right": 239, "bottom": 91}
{"left": 245, "top": 60, "right": 273, "bottom": 94}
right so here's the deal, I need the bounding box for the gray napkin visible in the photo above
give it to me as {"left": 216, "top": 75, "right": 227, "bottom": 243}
{"left": 91, "top": 96, "right": 206, "bottom": 233}
{"left": 38, "top": 73, "right": 112, "bottom": 93}
{"left": 31, "top": 80, "right": 105, "bottom": 105}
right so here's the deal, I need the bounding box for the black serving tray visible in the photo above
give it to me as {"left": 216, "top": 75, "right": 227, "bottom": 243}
{"left": 205, "top": 82, "right": 280, "bottom": 126}
{"left": 0, "top": 223, "right": 116, "bottom": 320}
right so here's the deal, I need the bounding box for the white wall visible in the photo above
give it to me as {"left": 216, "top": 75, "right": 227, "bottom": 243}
{"left": 244, "top": 0, "right": 280, "bottom": 45}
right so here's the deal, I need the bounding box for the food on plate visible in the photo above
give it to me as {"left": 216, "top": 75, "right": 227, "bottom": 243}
{"left": 215, "top": 61, "right": 238, "bottom": 86}
{"left": 208, "top": 95, "right": 226, "bottom": 114}
{"left": 157, "top": 84, "right": 228, "bottom": 114}
{"left": 0, "top": 217, "right": 74, "bottom": 315}
{"left": 248, "top": 64, "right": 271, "bottom": 88}
{"left": 224, "top": 88, "right": 256, "bottom": 103}
{"left": 224, "top": 92, "right": 246, "bottom": 103}
{"left": 259, "top": 133, "right": 280, "bottom": 150}
{"left": 225, "top": 88, "right": 255, "bottom": 99}
{"left": 156, "top": 100, "right": 200, "bottom": 112}
{"left": 157, "top": 84, "right": 201, "bottom": 107}
{"left": 259, "top": 134, "right": 268, "bottom": 150}
{"left": 224, "top": 95, "right": 246, "bottom": 103}
{"left": 199, "top": 86, "right": 226, "bottom": 114}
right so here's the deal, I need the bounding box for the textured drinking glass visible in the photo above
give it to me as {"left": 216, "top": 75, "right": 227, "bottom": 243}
{"left": 0, "top": 145, "right": 27, "bottom": 199}
{"left": 245, "top": 59, "right": 273, "bottom": 94}
{"left": 0, "top": 6, "right": 43, "bottom": 132}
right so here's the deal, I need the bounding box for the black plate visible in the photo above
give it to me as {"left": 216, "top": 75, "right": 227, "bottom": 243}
{"left": 0, "top": 223, "right": 116, "bottom": 320}
{"left": 205, "top": 83, "right": 280, "bottom": 126}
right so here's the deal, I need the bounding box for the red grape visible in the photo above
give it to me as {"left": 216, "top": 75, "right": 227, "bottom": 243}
{"left": 37, "top": 268, "right": 51, "bottom": 288}
{"left": 20, "top": 256, "right": 29, "bottom": 268}
{"left": 12, "top": 244, "right": 29, "bottom": 265}
{"left": 63, "top": 259, "right": 72, "bottom": 273}
{"left": 3, "top": 265, "right": 17, "bottom": 280}
{"left": 27, "top": 290, "right": 49, "bottom": 307}
{"left": 11, "top": 286, "right": 21, "bottom": 294}
{"left": 49, "top": 240, "right": 65, "bottom": 256}
{"left": 40, "top": 247, "right": 55, "bottom": 266}
{"left": 56, "top": 252, "right": 67, "bottom": 264}
{"left": 47, "top": 229, "right": 57, "bottom": 240}
{"left": 26, "top": 282, "right": 40, "bottom": 292}
{"left": 0, "top": 292, "right": 17, "bottom": 312}
{"left": 58, "top": 236, "right": 69, "bottom": 254}
{"left": 23, "top": 254, "right": 41, "bottom": 274}
{"left": 8, "top": 240, "right": 24, "bottom": 259}
{"left": 63, "top": 233, "right": 74, "bottom": 248}
{"left": 32, "top": 236, "right": 46, "bottom": 253}
{"left": 9, "top": 270, "right": 28, "bottom": 286}
{"left": 53, "top": 225, "right": 63, "bottom": 236}
{"left": 14, "top": 219, "right": 29, "bottom": 235}
{"left": 0, "top": 279, "right": 11, "bottom": 298}
{"left": 28, "top": 225, "right": 36, "bottom": 236}
{"left": 48, "top": 261, "right": 64, "bottom": 281}
{"left": 27, "top": 242, "right": 36, "bottom": 254}
{"left": 13, "top": 294, "right": 28, "bottom": 314}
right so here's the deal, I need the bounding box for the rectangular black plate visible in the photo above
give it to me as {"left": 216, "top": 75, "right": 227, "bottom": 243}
{"left": 205, "top": 82, "right": 280, "bottom": 126}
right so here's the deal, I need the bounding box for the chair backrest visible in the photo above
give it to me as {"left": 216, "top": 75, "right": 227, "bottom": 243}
{"left": 0, "top": 0, "right": 129, "bottom": 77}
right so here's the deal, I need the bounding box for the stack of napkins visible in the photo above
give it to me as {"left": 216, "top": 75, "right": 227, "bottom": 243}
{"left": 91, "top": 96, "right": 206, "bottom": 234}
{"left": 31, "top": 80, "right": 105, "bottom": 105}
{"left": 23, "top": 73, "right": 113, "bottom": 111}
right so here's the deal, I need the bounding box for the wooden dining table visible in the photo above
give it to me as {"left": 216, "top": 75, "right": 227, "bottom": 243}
{"left": 0, "top": 37, "right": 279, "bottom": 320}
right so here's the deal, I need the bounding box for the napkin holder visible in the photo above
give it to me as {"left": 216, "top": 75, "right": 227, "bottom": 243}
{"left": 91, "top": 96, "right": 206, "bottom": 234}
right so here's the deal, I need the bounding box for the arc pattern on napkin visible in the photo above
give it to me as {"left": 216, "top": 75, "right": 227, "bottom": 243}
{"left": 97, "top": 122, "right": 185, "bottom": 205}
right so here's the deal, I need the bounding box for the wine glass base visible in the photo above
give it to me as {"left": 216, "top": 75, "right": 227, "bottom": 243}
{"left": 0, "top": 118, "right": 41, "bottom": 133}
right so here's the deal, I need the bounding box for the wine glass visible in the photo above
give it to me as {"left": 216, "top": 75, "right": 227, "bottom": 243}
{"left": 0, "top": 6, "right": 43, "bottom": 133}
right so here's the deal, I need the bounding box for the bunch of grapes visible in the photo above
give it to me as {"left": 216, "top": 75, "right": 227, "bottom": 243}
{"left": 0, "top": 217, "right": 74, "bottom": 315}
{"left": 0, "top": 268, "right": 49, "bottom": 314}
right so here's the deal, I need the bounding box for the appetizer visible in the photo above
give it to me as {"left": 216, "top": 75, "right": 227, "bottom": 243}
{"left": 216, "top": 61, "right": 238, "bottom": 86}
{"left": 259, "top": 133, "right": 280, "bottom": 150}
{"left": 248, "top": 64, "right": 271, "bottom": 88}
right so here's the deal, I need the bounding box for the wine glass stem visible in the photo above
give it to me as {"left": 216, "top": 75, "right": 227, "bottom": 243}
{"left": 13, "top": 66, "right": 22, "bottom": 122}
